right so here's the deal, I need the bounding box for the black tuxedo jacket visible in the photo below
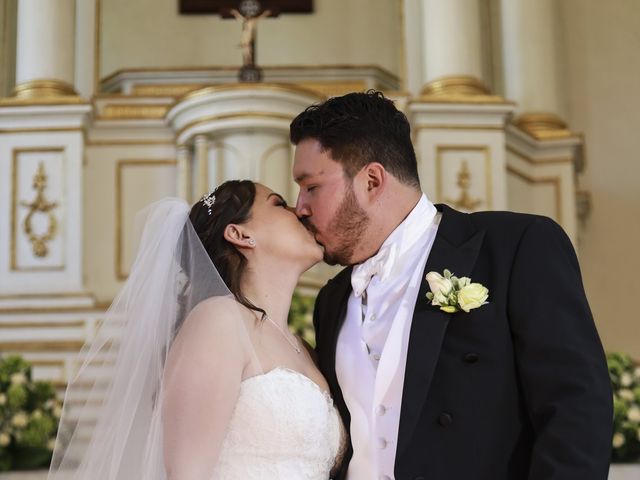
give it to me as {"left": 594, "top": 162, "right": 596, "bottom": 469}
{"left": 313, "top": 204, "right": 612, "bottom": 480}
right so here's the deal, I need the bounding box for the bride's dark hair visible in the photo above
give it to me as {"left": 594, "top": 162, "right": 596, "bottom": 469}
{"left": 188, "top": 179, "right": 266, "bottom": 320}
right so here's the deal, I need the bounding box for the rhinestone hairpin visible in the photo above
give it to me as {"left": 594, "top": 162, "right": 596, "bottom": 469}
{"left": 201, "top": 190, "right": 216, "bottom": 215}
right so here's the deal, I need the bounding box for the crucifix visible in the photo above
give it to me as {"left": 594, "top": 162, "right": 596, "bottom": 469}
{"left": 228, "top": 1, "right": 275, "bottom": 78}
{"left": 179, "top": 0, "right": 313, "bottom": 82}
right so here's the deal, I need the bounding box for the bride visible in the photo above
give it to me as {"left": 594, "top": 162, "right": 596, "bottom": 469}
{"left": 48, "top": 180, "right": 345, "bottom": 479}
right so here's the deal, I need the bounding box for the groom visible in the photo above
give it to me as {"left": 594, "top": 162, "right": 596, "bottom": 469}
{"left": 290, "top": 91, "right": 612, "bottom": 479}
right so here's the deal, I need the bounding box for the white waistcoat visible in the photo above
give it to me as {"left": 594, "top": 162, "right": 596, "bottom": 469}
{"left": 336, "top": 195, "right": 440, "bottom": 480}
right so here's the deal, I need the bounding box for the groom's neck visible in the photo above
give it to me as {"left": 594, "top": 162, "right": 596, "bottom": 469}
{"left": 350, "top": 186, "right": 422, "bottom": 265}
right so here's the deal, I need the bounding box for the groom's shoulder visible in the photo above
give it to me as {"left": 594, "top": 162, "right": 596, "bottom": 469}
{"left": 469, "top": 208, "right": 542, "bottom": 229}
{"left": 462, "top": 208, "right": 569, "bottom": 245}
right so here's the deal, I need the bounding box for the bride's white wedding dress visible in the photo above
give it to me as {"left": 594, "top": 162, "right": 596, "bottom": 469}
{"left": 212, "top": 367, "right": 344, "bottom": 480}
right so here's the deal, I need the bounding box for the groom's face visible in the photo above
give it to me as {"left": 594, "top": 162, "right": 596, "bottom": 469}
{"left": 293, "top": 139, "right": 369, "bottom": 266}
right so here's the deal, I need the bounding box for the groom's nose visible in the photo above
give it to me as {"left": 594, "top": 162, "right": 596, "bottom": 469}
{"left": 295, "top": 196, "right": 311, "bottom": 219}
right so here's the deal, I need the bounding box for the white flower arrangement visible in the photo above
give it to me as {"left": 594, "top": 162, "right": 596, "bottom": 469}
{"left": 0, "top": 354, "right": 63, "bottom": 471}
{"left": 425, "top": 269, "right": 489, "bottom": 313}
{"left": 609, "top": 352, "right": 640, "bottom": 463}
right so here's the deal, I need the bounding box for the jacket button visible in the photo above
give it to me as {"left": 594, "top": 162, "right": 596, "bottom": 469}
{"left": 438, "top": 412, "right": 453, "bottom": 427}
{"left": 463, "top": 352, "right": 479, "bottom": 363}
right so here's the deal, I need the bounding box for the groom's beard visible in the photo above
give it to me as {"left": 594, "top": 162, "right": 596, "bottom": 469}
{"left": 321, "top": 185, "right": 369, "bottom": 266}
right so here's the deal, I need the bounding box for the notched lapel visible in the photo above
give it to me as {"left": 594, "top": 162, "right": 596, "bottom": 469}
{"left": 397, "top": 206, "right": 485, "bottom": 457}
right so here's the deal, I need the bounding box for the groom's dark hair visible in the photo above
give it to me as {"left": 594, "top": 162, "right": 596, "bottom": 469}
{"left": 290, "top": 90, "right": 420, "bottom": 189}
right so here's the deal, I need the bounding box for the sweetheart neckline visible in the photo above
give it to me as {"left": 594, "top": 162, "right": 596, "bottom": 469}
{"left": 241, "top": 366, "right": 333, "bottom": 402}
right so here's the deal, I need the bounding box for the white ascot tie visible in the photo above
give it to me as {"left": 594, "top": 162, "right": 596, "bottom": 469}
{"left": 351, "top": 243, "right": 397, "bottom": 298}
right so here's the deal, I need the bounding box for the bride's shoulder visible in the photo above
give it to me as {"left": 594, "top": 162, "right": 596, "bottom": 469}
{"left": 178, "top": 295, "right": 250, "bottom": 339}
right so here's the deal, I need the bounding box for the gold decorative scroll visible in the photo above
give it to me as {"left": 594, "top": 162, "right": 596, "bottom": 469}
{"left": 20, "top": 162, "right": 59, "bottom": 257}
{"left": 446, "top": 160, "right": 482, "bottom": 211}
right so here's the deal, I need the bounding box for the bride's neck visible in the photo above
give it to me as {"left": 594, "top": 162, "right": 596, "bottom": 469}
{"left": 240, "top": 262, "right": 300, "bottom": 330}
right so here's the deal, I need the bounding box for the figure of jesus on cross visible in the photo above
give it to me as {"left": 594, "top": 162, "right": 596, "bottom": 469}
{"left": 230, "top": 6, "right": 272, "bottom": 67}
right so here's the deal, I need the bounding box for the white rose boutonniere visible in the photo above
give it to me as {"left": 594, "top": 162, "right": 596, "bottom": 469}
{"left": 426, "top": 269, "right": 488, "bottom": 313}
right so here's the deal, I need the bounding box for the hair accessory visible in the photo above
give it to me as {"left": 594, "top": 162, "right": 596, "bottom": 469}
{"left": 201, "top": 190, "right": 216, "bottom": 215}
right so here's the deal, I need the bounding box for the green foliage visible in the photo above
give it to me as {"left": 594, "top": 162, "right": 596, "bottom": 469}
{"left": 0, "top": 355, "right": 62, "bottom": 471}
{"left": 608, "top": 352, "right": 640, "bottom": 463}
{"left": 288, "top": 291, "right": 317, "bottom": 348}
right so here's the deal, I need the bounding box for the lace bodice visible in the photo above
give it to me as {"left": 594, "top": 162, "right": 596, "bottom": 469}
{"left": 211, "top": 367, "right": 344, "bottom": 479}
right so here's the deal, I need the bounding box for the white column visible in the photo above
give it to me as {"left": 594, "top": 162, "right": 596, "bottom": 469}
{"left": 422, "top": 0, "right": 484, "bottom": 87}
{"left": 176, "top": 144, "right": 193, "bottom": 202}
{"left": 500, "top": 0, "right": 562, "bottom": 115}
{"left": 14, "top": 0, "right": 76, "bottom": 96}
{"left": 74, "top": 0, "right": 98, "bottom": 98}
{"left": 194, "top": 135, "right": 209, "bottom": 198}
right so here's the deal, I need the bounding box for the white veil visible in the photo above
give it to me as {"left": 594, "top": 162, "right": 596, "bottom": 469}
{"left": 47, "top": 197, "right": 262, "bottom": 479}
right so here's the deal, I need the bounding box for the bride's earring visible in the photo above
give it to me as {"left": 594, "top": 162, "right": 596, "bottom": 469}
{"left": 248, "top": 238, "right": 256, "bottom": 247}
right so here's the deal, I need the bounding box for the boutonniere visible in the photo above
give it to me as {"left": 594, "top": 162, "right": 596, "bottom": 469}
{"left": 425, "top": 269, "right": 489, "bottom": 313}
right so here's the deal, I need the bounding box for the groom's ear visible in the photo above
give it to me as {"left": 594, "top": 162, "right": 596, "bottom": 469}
{"left": 362, "top": 162, "right": 385, "bottom": 196}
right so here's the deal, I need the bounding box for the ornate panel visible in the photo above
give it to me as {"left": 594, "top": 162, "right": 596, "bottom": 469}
{"left": 435, "top": 145, "right": 492, "bottom": 211}
{"left": 11, "top": 148, "right": 66, "bottom": 271}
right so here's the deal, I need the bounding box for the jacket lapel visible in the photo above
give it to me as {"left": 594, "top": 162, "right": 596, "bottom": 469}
{"left": 396, "top": 204, "right": 485, "bottom": 456}
{"left": 318, "top": 267, "right": 353, "bottom": 410}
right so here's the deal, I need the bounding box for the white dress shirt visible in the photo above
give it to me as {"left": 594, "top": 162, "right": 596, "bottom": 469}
{"left": 335, "top": 194, "right": 440, "bottom": 480}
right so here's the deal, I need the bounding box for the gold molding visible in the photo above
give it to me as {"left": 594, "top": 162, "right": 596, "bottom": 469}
{"left": 12, "top": 79, "right": 76, "bottom": 97}
{"left": 0, "top": 292, "right": 90, "bottom": 299}
{"left": 506, "top": 145, "right": 573, "bottom": 165}
{"left": 436, "top": 145, "right": 492, "bottom": 210}
{"left": 506, "top": 165, "right": 563, "bottom": 223}
{"left": 512, "top": 113, "right": 574, "bottom": 141}
{"left": 175, "top": 111, "right": 294, "bottom": 140}
{"left": 174, "top": 82, "right": 325, "bottom": 105}
{"left": 0, "top": 320, "right": 85, "bottom": 329}
{"left": 422, "top": 75, "right": 490, "bottom": 97}
{"left": 0, "top": 340, "right": 85, "bottom": 352}
{"left": 11, "top": 147, "right": 66, "bottom": 272}
{"left": 115, "top": 159, "right": 177, "bottom": 281}
{"left": 0, "top": 96, "right": 86, "bottom": 106}
{"left": 87, "top": 139, "right": 176, "bottom": 147}
{"left": 99, "top": 103, "right": 170, "bottom": 120}
{"left": 131, "top": 83, "right": 206, "bottom": 97}
{"left": 0, "top": 127, "right": 84, "bottom": 134}
{"left": 0, "top": 305, "right": 107, "bottom": 314}
{"left": 416, "top": 76, "right": 511, "bottom": 104}
{"left": 1, "top": 79, "right": 83, "bottom": 105}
